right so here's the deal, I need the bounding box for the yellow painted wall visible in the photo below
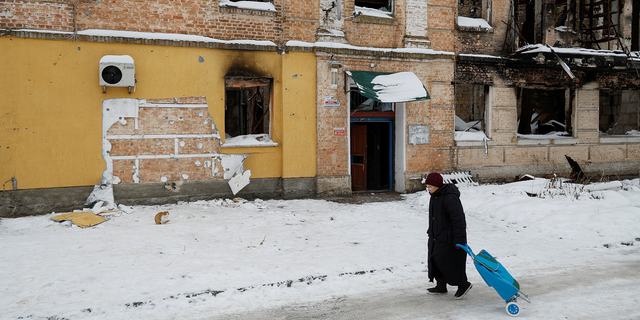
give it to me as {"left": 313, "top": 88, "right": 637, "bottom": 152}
{"left": 0, "top": 36, "right": 317, "bottom": 190}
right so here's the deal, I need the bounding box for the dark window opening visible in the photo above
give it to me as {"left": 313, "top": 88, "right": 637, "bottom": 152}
{"left": 580, "top": 0, "right": 621, "bottom": 50}
{"left": 517, "top": 88, "right": 571, "bottom": 136}
{"left": 459, "top": 0, "right": 482, "bottom": 18}
{"left": 355, "top": 0, "right": 393, "bottom": 12}
{"left": 459, "top": 0, "right": 491, "bottom": 21}
{"left": 517, "top": 0, "right": 535, "bottom": 45}
{"left": 455, "top": 84, "right": 486, "bottom": 132}
{"left": 599, "top": 90, "right": 640, "bottom": 135}
{"left": 224, "top": 77, "right": 271, "bottom": 138}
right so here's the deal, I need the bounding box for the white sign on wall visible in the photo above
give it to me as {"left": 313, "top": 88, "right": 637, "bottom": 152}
{"left": 324, "top": 96, "right": 340, "bottom": 108}
{"left": 408, "top": 125, "right": 430, "bottom": 145}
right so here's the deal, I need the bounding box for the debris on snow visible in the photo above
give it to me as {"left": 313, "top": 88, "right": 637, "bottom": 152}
{"left": 84, "top": 183, "right": 116, "bottom": 210}
{"left": 50, "top": 211, "right": 107, "bottom": 228}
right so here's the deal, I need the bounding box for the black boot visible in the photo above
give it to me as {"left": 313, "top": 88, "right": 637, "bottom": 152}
{"left": 454, "top": 281, "right": 472, "bottom": 299}
{"left": 427, "top": 278, "right": 447, "bottom": 294}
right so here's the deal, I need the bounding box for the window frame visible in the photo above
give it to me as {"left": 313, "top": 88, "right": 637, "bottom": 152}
{"left": 223, "top": 76, "right": 277, "bottom": 148}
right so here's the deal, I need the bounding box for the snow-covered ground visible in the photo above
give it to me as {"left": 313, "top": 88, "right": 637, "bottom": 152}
{"left": 1, "top": 178, "right": 640, "bottom": 319}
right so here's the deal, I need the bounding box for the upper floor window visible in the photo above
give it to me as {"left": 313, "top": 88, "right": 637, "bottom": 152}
{"left": 457, "top": 0, "right": 492, "bottom": 31}
{"left": 219, "top": 0, "right": 276, "bottom": 12}
{"left": 354, "top": 0, "right": 394, "bottom": 18}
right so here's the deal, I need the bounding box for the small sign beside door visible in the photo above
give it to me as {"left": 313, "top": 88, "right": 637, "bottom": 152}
{"left": 334, "top": 127, "right": 346, "bottom": 136}
{"left": 408, "top": 125, "right": 430, "bottom": 145}
{"left": 324, "top": 96, "right": 340, "bottom": 108}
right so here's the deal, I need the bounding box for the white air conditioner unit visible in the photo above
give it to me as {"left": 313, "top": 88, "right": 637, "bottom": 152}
{"left": 99, "top": 55, "right": 136, "bottom": 94}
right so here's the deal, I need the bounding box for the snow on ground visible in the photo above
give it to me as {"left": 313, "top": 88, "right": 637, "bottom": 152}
{"left": 1, "top": 178, "right": 640, "bottom": 319}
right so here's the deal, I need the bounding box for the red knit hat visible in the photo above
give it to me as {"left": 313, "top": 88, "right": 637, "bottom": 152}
{"left": 424, "top": 172, "right": 444, "bottom": 188}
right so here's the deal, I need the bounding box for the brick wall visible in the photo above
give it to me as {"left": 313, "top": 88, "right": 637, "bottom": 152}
{"left": 2, "top": 0, "right": 460, "bottom": 53}
{"left": 105, "top": 97, "right": 224, "bottom": 184}
{"left": 1, "top": 0, "right": 294, "bottom": 42}
{"left": 315, "top": 53, "right": 456, "bottom": 193}
{"left": 454, "top": 0, "right": 510, "bottom": 55}
{"left": 0, "top": 0, "right": 74, "bottom": 31}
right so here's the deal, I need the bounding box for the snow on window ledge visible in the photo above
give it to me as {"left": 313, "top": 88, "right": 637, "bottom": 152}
{"left": 455, "top": 131, "right": 488, "bottom": 141}
{"left": 354, "top": 6, "right": 393, "bottom": 19}
{"left": 455, "top": 131, "right": 490, "bottom": 147}
{"left": 457, "top": 17, "right": 494, "bottom": 32}
{"left": 517, "top": 133, "right": 578, "bottom": 145}
{"left": 222, "top": 134, "right": 279, "bottom": 148}
{"left": 219, "top": 0, "right": 277, "bottom": 13}
{"left": 599, "top": 131, "right": 640, "bottom": 144}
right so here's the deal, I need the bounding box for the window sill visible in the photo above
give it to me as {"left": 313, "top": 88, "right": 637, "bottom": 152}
{"left": 353, "top": 14, "right": 398, "bottom": 26}
{"left": 516, "top": 137, "right": 578, "bottom": 145}
{"left": 456, "top": 17, "right": 494, "bottom": 33}
{"left": 599, "top": 135, "right": 640, "bottom": 143}
{"left": 219, "top": 1, "right": 277, "bottom": 16}
{"left": 222, "top": 134, "right": 279, "bottom": 148}
{"left": 454, "top": 131, "right": 489, "bottom": 146}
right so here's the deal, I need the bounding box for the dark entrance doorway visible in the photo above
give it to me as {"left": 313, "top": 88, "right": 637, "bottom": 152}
{"left": 350, "top": 119, "right": 393, "bottom": 191}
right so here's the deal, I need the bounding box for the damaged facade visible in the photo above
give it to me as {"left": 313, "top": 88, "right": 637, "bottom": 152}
{"left": 454, "top": 0, "right": 640, "bottom": 180}
{"left": 1, "top": 0, "right": 639, "bottom": 216}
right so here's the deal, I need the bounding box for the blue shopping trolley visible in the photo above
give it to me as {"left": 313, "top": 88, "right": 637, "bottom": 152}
{"left": 457, "top": 244, "right": 531, "bottom": 316}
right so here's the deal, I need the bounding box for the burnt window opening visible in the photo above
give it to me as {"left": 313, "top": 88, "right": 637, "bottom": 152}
{"left": 580, "top": 0, "right": 621, "bottom": 50}
{"left": 517, "top": 88, "right": 573, "bottom": 137}
{"left": 517, "top": 0, "right": 536, "bottom": 45}
{"left": 458, "top": 0, "right": 492, "bottom": 21}
{"left": 455, "top": 84, "right": 487, "bottom": 133}
{"left": 355, "top": 0, "right": 394, "bottom": 13}
{"left": 599, "top": 90, "right": 640, "bottom": 135}
{"left": 224, "top": 77, "right": 272, "bottom": 138}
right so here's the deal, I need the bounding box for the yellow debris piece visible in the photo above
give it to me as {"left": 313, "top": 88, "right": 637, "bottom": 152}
{"left": 50, "top": 211, "right": 107, "bottom": 228}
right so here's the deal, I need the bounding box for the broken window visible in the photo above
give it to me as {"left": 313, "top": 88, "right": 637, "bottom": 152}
{"left": 599, "top": 89, "right": 640, "bottom": 135}
{"left": 349, "top": 78, "right": 393, "bottom": 113}
{"left": 517, "top": 88, "right": 572, "bottom": 137}
{"left": 224, "top": 77, "right": 271, "bottom": 138}
{"left": 580, "top": 0, "right": 621, "bottom": 50}
{"left": 355, "top": 0, "right": 394, "bottom": 16}
{"left": 455, "top": 84, "right": 486, "bottom": 134}
{"left": 458, "top": 0, "right": 491, "bottom": 21}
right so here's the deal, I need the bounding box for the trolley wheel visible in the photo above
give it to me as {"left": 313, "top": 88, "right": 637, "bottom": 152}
{"left": 506, "top": 301, "right": 520, "bottom": 316}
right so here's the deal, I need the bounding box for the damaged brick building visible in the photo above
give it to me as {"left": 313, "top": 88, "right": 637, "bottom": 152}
{"left": 1, "top": 0, "right": 639, "bottom": 216}
{"left": 454, "top": 0, "right": 640, "bottom": 180}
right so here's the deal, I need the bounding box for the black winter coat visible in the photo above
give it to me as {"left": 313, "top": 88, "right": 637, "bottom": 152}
{"left": 427, "top": 183, "right": 468, "bottom": 285}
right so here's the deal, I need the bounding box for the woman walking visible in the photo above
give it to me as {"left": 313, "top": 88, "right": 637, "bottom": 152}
{"left": 424, "top": 172, "right": 472, "bottom": 299}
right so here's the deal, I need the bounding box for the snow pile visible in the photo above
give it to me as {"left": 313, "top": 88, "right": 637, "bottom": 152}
{"left": 1, "top": 178, "right": 640, "bottom": 319}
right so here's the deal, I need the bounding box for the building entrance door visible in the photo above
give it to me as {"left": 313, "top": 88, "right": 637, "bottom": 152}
{"left": 350, "top": 119, "right": 393, "bottom": 191}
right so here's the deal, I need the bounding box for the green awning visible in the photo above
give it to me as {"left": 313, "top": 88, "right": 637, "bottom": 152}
{"left": 346, "top": 71, "right": 430, "bottom": 103}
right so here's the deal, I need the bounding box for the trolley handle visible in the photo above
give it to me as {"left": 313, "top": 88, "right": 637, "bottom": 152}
{"left": 456, "top": 243, "right": 475, "bottom": 258}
